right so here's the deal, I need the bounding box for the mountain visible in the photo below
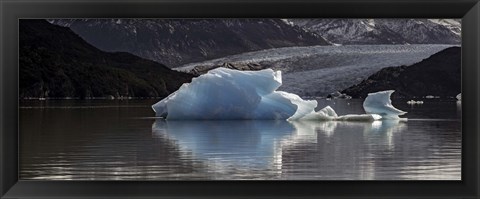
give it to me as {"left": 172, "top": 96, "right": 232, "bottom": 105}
{"left": 20, "top": 19, "right": 194, "bottom": 99}
{"left": 341, "top": 47, "right": 461, "bottom": 98}
{"left": 48, "top": 19, "right": 329, "bottom": 67}
{"left": 284, "top": 19, "right": 461, "bottom": 45}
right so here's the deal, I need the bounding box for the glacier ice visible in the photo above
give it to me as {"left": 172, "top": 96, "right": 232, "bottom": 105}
{"left": 152, "top": 68, "right": 406, "bottom": 121}
{"left": 300, "top": 106, "right": 382, "bottom": 121}
{"left": 152, "top": 68, "right": 303, "bottom": 120}
{"left": 363, "top": 90, "right": 406, "bottom": 119}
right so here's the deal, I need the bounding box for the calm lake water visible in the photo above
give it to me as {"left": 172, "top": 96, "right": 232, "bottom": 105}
{"left": 19, "top": 99, "right": 461, "bottom": 180}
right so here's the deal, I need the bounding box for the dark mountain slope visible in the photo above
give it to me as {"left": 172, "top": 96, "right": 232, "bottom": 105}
{"left": 342, "top": 47, "right": 461, "bottom": 98}
{"left": 49, "top": 19, "right": 329, "bottom": 67}
{"left": 20, "top": 19, "right": 194, "bottom": 99}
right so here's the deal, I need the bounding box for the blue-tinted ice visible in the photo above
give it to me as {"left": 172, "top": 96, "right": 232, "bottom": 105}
{"left": 152, "top": 68, "right": 406, "bottom": 121}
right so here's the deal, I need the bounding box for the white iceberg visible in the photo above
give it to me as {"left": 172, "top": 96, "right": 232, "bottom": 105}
{"left": 153, "top": 68, "right": 308, "bottom": 120}
{"left": 153, "top": 68, "right": 406, "bottom": 121}
{"left": 363, "top": 90, "right": 406, "bottom": 119}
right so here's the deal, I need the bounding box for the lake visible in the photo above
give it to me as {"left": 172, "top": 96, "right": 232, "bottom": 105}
{"left": 19, "top": 98, "right": 461, "bottom": 180}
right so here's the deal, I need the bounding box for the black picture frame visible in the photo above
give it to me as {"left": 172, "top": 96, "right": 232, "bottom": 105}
{"left": 1, "top": 0, "right": 479, "bottom": 198}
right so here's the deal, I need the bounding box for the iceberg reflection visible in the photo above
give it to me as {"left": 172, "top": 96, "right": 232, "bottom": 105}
{"left": 152, "top": 119, "right": 405, "bottom": 177}
{"left": 365, "top": 120, "right": 406, "bottom": 149}
{"left": 152, "top": 120, "right": 295, "bottom": 168}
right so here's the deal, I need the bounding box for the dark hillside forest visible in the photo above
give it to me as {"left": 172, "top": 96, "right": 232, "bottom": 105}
{"left": 20, "top": 19, "right": 194, "bottom": 99}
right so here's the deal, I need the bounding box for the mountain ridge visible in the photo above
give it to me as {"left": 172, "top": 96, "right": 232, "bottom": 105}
{"left": 49, "top": 19, "right": 329, "bottom": 67}
{"left": 284, "top": 19, "right": 461, "bottom": 45}
{"left": 20, "top": 19, "right": 194, "bottom": 99}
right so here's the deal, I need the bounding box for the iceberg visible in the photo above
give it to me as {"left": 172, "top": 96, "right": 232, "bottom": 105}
{"left": 152, "top": 68, "right": 314, "bottom": 120}
{"left": 152, "top": 68, "right": 406, "bottom": 121}
{"left": 363, "top": 90, "right": 406, "bottom": 119}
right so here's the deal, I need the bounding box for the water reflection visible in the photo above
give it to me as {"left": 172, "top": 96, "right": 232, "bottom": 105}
{"left": 152, "top": 120, "right": 294, "bottom": 170}
{"left": 152, "top": 119, "right": 406, "bottom": 178}
{"left": 20, "top": 100, "right": 461, "bottom": 180}
{"left": 366, "top": 120, "right": 406, "bottom": 149}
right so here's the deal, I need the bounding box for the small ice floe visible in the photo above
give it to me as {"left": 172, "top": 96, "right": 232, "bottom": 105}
{"left": 407, "top": 100, "right": 424, "bottom": 105}
{"left": 327, "top": 91, "right": 352, "bottom": 99}
{"left": 425, "top": 95, "right": 440, "bottom": 99}
{"left": 301, "top": 90, "right": 406, "bottom": 121}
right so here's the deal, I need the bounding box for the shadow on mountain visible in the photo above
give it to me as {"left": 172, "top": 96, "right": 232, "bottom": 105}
{"left": 342, "top": 47, "right": 461, "bottom": 98}
{"left": 20, "top": 19, "right": 194, "bottom": 99}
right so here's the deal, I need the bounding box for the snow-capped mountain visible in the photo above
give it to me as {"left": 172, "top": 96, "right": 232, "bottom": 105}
{"left": 284, "top": 19, "right": 461, "bottom": 45}
{"left": 48, "top": 19, "right": 328, "bottom": 67}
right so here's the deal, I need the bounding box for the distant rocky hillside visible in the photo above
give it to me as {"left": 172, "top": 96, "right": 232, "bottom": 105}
{"left": 284, "top": 19, "right": 461, "bottom": 45}
{"left": 342, "top": 47, "right": 461, "bottom": 98}
{"left": 49, "top": 19, "right": 329, "bottom": 67}
{"left": 20, "top": 19, "right": 194, "bottom": 99}
{"left": 187, "top": 62, "right": 269, "bottom": 76}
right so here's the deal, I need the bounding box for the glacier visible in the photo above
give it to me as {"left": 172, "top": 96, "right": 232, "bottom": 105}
{"left": 152, "top": 68, "right": 406, "bottom": 121}
{"left": 175, "top": 44, "right": 452, "bottom": 97}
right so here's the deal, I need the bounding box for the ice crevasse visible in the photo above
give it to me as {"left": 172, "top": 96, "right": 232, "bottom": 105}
{"left": 152, "top": 68, "right": 406, "bottom": 121}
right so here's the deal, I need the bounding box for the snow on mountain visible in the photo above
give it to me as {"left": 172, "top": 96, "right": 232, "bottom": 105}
{"left": 427, "top": 19, "right": 461, "bottom": 36}
{"left": 48, "top": 19, "right": 328, "bottom": 67}
{"left": 283, "top": 19, "right": 461, "bottom": 45}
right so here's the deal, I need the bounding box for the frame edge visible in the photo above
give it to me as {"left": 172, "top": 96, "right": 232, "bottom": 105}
{"left": 1, "top": 0, "right": 480, "bottom": 198}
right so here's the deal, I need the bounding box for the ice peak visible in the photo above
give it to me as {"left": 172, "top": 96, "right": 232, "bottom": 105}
{"left": 364, "top": 90, "right": 406, "bottom": 119}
